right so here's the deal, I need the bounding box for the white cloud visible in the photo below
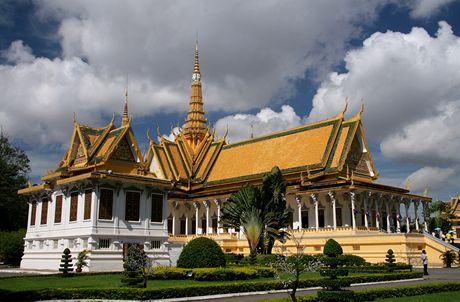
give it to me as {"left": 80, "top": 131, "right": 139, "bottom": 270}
{"left": 405, "top": 166, "right": 457, "bottom": 193}
{"left": 1, "top": 40, "right": 35, "bottom": 64}
{"left": 307, "top": 21, "right": 460, "bottom": 199}
{"left": 408, "top": 0, "right": 454, "bottom": 18}
{"left": 215, "top": 105, "right": 301, "bottom": 144}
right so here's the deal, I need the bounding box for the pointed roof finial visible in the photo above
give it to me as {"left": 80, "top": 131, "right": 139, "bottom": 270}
{"left": 192, "top": 39, "right": 201, "bottom": 81}
{"left": 122, "top": 86, "right": 129, "bottom": 127}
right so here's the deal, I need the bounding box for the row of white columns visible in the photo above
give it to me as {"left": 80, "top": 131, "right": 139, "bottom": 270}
{"left": 170, "top": 199, "right": 224, "bottom": 236}
{"left": 296, "top": 191, "right": 428, "bottom": 233}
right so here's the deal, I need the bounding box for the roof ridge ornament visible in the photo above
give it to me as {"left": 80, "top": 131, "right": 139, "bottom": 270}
{"left": 122, "top": 88, "right": 129, "bottom": 127}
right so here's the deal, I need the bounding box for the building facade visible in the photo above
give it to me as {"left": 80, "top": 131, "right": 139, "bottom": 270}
{"left": 19, "top": 45, "right": 456, "bottom": 271}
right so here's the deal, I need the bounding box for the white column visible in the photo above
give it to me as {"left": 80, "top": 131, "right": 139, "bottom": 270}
{"left": 204, "top": 200, "right": 210, "bottom": 234}
{"left": 385, "top": 202, "right": 391, "bottom": 233}
{"left": 364, "top": 192, "right": 369, "bottom": 229}
{"left": 350, "top": 192, "right": 356, "bottom": 230}
{"left": 185, "top": 215, "right": 189, "bottom": 235}
{"left": 405, "top": 201, "right": 410, "bottom": 234}
{"left": 423, "top": 201, "right": 428, "bottom": 232}
{"left": 311, "top": 193, "right": 319, "bottom": 231}
{"left": 214, "top": 199, "right": 221, "bottom": 234}
{"left": 193, "top": 202, "right": 199, "bottom": 234}
{"left": 396, "top": 198, "right": 401, "bottom": 233}
{"left": 172, "top": 201, "right": 178, "bottom": 236}
{"left": 414, "top": 200, "right": 420, "bottom": 232}
{"left": 328, "top": 192, "right": 337, "bottom": 230}
{"left": 375, "top": 198, "right": 380, "bottom": 230}
{"left": 296, "top": 196, "right": 302, "bottom": 230}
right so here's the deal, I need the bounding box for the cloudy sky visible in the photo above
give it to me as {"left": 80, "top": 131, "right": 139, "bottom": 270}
{"left": 1, "top": 0, "right": 459, "bottom": 200}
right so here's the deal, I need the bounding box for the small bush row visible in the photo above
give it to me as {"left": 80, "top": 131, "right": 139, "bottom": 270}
{"left": 298, "top": 282, "right": 460, "bottom": 301}
{"left": 0, "top": 271, "right": 422, "bottom": 301}
{"left": 149, "top": 266, "right": 274, "bottom": 281}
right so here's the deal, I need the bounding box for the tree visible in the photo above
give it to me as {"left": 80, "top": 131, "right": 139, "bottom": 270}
{"left": 272, "top": 232, "right": 322, "bottom": 302}
{"left": 121, "top": 245, "right": 150, "bottom": 288}
{"left": 0, "top": 130, "right": 30, "bottom": 231}
{"left": 385, "top": 249, "right": 396, "bottom": 272}
{"left": 428, "top": 200, "right": 453, "bottom": 234}
{"left": 221, "top": 166, "right": 289, "bottom": 257}
{"left": 75, "top": 250, "right": 89, "bottom": 272}
{"left": 59, "top": 248, "right": 74, "bottom": 276}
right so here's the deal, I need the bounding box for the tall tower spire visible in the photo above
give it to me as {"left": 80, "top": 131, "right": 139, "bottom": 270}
{"left": 121, "top": 88, "right": 129, "bottom": 127}
{"left": 183, "top": 40, "right": 208, "bottom": 145}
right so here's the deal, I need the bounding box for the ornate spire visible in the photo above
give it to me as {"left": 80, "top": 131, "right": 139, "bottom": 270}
{"left": 122, "top": 88, "right": 129, "bottom": 127}
{"left": 183, "top": 41, "right": 208, "bottom": 144}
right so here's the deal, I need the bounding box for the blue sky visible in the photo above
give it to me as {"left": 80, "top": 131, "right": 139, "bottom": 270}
{"left": 1, "top": 0, "right": 459, "bottom": 200}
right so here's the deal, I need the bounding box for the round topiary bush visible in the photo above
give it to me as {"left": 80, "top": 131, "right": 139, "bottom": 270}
{"left": 177, "top": 237, "right": 226, "bottom": 268}
{"left": 323, "top": 239, "right": 343, "bottom": 257}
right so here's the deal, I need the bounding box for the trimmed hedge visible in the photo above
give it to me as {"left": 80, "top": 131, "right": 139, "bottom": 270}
{"left": 177, "top": 237, "right": 226, "bottom": 268}
{"left": 0, "top": 271, "right": 423, "bottom": 301}
{"left": 149, "top": 266, "right": 274, "bottom": 281}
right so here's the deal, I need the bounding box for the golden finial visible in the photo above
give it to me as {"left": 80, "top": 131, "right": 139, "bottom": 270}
{"left": 359, "top": 98, "right": 365, "bottom": 116}
{"left": 73, "top": 112, "right": 77, "bottom": 124}
{"left": 342, "top": 97, "right": 349, "bottom": 116}
{"left": 110, "top": 112, "right": 115, "bottom": 125}
{"left": 122, "top": 88, "right": 129, "bottom": 127}
{"left": 146, "top": 128, "right": 152, "bottom": 142}
{"left": 423, "top": 187, "right": 428, "bottom": 197}
{"left": 27, "top": 181, "right": 32, "bottom": 188}
{"left": 250, "top": 122, "right": 254, "bottom": 139}
{"left": 192, "top": 40, "right": 201, "bottom": 81}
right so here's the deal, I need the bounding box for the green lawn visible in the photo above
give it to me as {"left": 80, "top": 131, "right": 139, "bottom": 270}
{"left": 375, "top": 290, "right": 460, "bottom": 301}
{"left": 0, "top": 272, "right": 320, "bottom": 292}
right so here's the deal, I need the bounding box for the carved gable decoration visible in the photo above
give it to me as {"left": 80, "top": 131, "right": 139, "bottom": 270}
{"left": 345, "top": 136, "right": 372, "bottom": 177}
{"left": 111, "top": 136, "right": 135, "bottom": 162}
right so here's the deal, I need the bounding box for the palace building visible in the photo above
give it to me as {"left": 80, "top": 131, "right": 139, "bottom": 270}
{"left": 19, "top": 44, "right": 457, "bottom": 271}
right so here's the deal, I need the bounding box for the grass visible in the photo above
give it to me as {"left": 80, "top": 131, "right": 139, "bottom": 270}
{"left": 375, "top": 290, "right": 460, "bottom": 301}
{"left": 0, "top": 271, "right": 321, "bottom": 292}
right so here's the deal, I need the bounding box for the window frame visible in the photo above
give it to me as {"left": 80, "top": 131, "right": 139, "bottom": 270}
{"left": 69, "top": 192, "right": 79, "bottom": 222}
{"left": 150, "top": 193, "right": 163, "bottom": 223}
{"left": 54, "top": 195, "right": 63, "bottom": 224}
{"left": 125, "top": 190, "right": 141, "bottom": 222}
{"left": 98, "top": 188, "right": 114, "bottom": 221}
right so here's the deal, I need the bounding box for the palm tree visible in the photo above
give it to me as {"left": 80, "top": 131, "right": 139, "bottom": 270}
{"left": 221, "top": 166, "right": 290, "bottom": 257}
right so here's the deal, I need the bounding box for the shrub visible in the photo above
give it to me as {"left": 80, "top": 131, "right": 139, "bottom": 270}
{"left": 440, "top": 250, "right": 457, "bottom": 268}
{"left": 323, "top": 239, "right": 343, "bottom": 258}
{"left": 316, "top": 289, "right": 354, "bottom": 302}
{"left": 337, "top": 254, "right": 367, "bottom": 267}
{"left": 177, "top": 237, "right": 225, "bottom": 268}
{"left": 148, "top": 266, "right": 273, "bottom": 280}
{"left": 224, "top": 253, "right": 244, "bottom": 265}
{"left": 385, "top": 249, "right": 396, "bottom": 272}
{"left": 75, "top": 250, "right": 89, "bottom": 273}
{"left": 149, "top": 267, "right": 188, "bottom": 280}
{"left": 256, "top": 254, "right": 278, "bottom": 266}
{"left": 121, "top": 245, "right": 149, "bottom": 288}
{"left": 0, "top": 229, "right": 26, "bottom": 265}
{"left": 59, "top": 248, "right": 73, "bottom": 276}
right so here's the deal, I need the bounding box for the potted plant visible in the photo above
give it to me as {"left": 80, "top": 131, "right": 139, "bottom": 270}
{"left": 440, "top": 250, "right": 457, "bottom": 268}
{"left": 75, "top": 249, "right": 89, "bottom": 273}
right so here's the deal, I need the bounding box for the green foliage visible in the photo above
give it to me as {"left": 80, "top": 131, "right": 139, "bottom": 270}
{"left": 428, "top": 200, "right": 453, "bottom": 234}
{"left": 121, "top": 245, "right": 149, "bottom": 287}
{"left": 316, "top": 289, "right": 354, "bottom": 302}
{"left": 256, "top": 253, "right": 278, "bottom": 266}
{"left": 0, "top": 229, "right": 25, "bottom": 265}
{"left": 224, "top": 253, "right": 244, "bottom": 265}
{"left": 323, "top": 239, "right": 343, "bottom": 257}
{"left": 352, "top": 282, "right": 460, "bottom": 301}
{"left": 440, "top": 250, "right": 457, "bottom": 268}
{"left": 385, "top": 249, "right": 396, "bottom": 272}
{"left": 148, "top": 266, "right": 272, "bottom": 281}
{"left": 59, "top": 248, "right": 73, "bottom": 276}
{"left": 177, "top": 237, "right": 225, "bottom": 268}
{"left": 220, "top": 166, "right": 289, "bottom": 256}
{"left": 76, "top": 250, "right": 89, "bottom": 272}
{"left": 337, "top": 254, "right": 366, "bottom": 267}
{"left": 0, "top": 271, "right": 424, "bottom": 301}
{"left": 0, "top": 130, "right": 30, "bottom": 231}
{"left": 345, "top": 262, "right": 411, "bottom": 273}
